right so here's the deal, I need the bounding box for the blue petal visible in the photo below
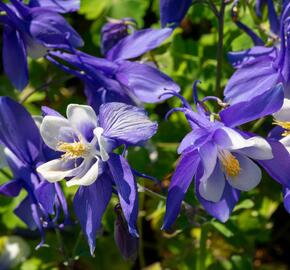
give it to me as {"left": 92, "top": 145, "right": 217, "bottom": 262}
{"left": 258, "top": 140, "right": 290, "bottom": 187}
{"left": 99, "top": 102, "right": 158, "bottom": 145}
{"left": 116, "top": 61, "right": 180, "bottom": 103}
{"left": 195, "top": 167, "right": 240, "bottom": 222}
{"left": 108, "top": 154, "right": 138, "bottom": 237}
{"left": 29, "top": 0, "right": 80, "bottom": 13}
{"left": 0, "top": 179, "right": 22, "bottom": 197}
{"left": 220, "top": 83, "right": 284, "bottom": 127}
{"left": 0, "top": 97, "right": 42, "bottom": 164}
{"left": 160, "top": 0, "right": 192, "bottom": 28}
{"left": 35, "top": 181, "right": 56, "bottom": 215}
{"left": 106, "top": 28, "right": 172, "bottom": 61}
{"left": 162, "top": 149, "right": 199, "bottom": 230}
{"left": 3, "top": 27, "right": 28, "bottom": 91}
{"left": 73, "top": 174, "right": 112, "bottom": 255}
{"left": 28, "top": 9, "right": 83, "bottom": 48}
{"left": 283, "top": 187, "right": 290, "bottom": 213}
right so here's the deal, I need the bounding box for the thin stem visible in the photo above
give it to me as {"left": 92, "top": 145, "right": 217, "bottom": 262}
{"left": 138, "top": 180, "right": 146, "bottom": 268}
{"left": 19, "top": 75, "right": 74, "bottom": 104}
{"left": 196, "top": 224, "right": 209, "bottom": 270}
{"left": 251, "top": 117, "right": 266, "bottom": 133}
{"left": 55, "top": 228, "right": 72, "bottom": 269}
{"left": 0, "top": 169, "right": 12, "bottom": 179}
{"left": 215, "top": 0, "right": 226, "bottom": 99}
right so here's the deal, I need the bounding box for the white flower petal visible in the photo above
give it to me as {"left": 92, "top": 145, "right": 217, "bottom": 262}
{"left": 273, "top": 98, "right": 290, "bottom": 121}
{"left": 66, "top": 104, "right": 98, "bottom": 141}
{"left": 227, "top": 154, "right": 261, "bottom": 191}
{"left": 280, "top": 136, "right": 290, "bottom": 153}
{"left": 236, "top": 136, "right": 273, "bottom": 160}
{"left": 93, "top": 127, "right": 109, "bottom": 161}
{"left": 66, "top": 159, "right": 100, "bottom": 187}
{"left": 37, "top": 159, "right": 83, "bottom": 183}
{"left": 40, "top": 116, "right": 73, "bottom": 150}
{"left": 199, "top": 163, "right": 226, "bottom": 203}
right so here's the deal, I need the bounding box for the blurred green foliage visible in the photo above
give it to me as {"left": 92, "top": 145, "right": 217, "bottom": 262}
{"left": 0, "top": 0, "right": 289, "bottom": 269}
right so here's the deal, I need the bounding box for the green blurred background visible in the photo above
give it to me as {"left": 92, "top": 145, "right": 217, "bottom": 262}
{"left": 0, "top": 0, "right": 289, "bottom": 269}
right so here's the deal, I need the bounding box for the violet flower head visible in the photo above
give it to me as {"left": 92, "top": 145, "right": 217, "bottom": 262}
{"left": 220, "top": 2, "right": 290, "bottom": 127}
{"left": 0, "top": 97, "right": 69, "bottom": 248}
{"left": 0, "top": 0, "right": 83, "bottom": 91}
{"left": 37, "top": 102, "right": 157, "bottom": 254}
{"left": 101, "top": 17, "right": 137, "bottom": 56}
{"left": 47, "top": 24, "right": 179, "bottom": 111}
{"left": 160, "top": 0, "right": 192, "bottom": 28}
{"left": 162, "top": 87, "right": 290, "bottom": 229}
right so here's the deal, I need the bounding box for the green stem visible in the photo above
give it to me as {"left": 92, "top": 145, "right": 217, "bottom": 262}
{"left": 55, "top": 228, "right": 72, "bottom": 269}
{"left": 250, "top": 117, "right": 266, "bottom": 133}
{"left": 215, "top": 0, "right": 226, "bottom": 99}
{"left": 197, "top": 224, "right": 209, "bottom": 270}
{"left": 138, "top": 180, "right": 146, "bottom": 268}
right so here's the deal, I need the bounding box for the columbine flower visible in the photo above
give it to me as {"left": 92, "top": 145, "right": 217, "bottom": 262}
{"left": 46, "top": 23, "right": 179, "bottom": 112}
{"left": 220, "top": 2, "right": 290, "bottom": 127}
{"left": 160, "top": 0, "right": 192, "bottom": 28}
{"left": 0, "top": 0, "right": 83, "bottom": 90}
{"left": 0, "top": 97, "right": 69, "bottom": 248}
{"left": 101, "top": 18, "right": 137, "bottom": 56}
{"left": 162, "top": 89, "right": 290, "bottom": 229}
{"left": 37, "top": 102, "right": 157, "bottom": 254}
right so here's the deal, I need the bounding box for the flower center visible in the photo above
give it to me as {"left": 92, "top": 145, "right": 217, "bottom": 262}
{"left": 218, "top": 149, "right": 240, "bottom": 178}
{"left": 273, "top": 120, "right": 290, "bottom": 136}
{"left": 57, "top": 140, "right": 87, "bottom": 160}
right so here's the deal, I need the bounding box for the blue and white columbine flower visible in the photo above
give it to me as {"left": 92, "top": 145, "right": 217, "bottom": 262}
{"left": 162, "top": 90, "right": 290, "bottom": 229}
{"left": 37, "top": 102, "right": 157, "bottom": 254}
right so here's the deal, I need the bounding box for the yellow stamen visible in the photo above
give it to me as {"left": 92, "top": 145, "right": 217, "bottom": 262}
{"left": 57, "top": 140, "right": 86, "bottom": 160}
{"left": 218, "top": 150, "right": 240, "bottom": 178}
{"left": 273, "top": 120, "right": 290, "bottom": 136}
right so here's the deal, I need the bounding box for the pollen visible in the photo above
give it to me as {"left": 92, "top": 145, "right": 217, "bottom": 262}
{"left": 273, "top": 120, "right": 290, "bottom": 136}
{"left": 218, "top": 150, "right": 240, "bottom": 178}
{"left": 57, "top": 140, "right": 86, "bottom": 160}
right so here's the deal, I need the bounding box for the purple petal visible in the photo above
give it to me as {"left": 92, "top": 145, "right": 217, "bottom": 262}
{"left": 73, "top": 174, "right": 112, "bottom": 255}
{"left": 35, "top": 181, "right": 56, "bottom": 215}
{"left": 228, "top": 47, "right": 277, "bottom": 68}
{"left": 3, "top": 27, "right": 28, "bottom": 91}
{"left": 99, "top": 102, "right": 158, "bottom": 145}
{"left": 28, "top": 9, "right": 83, "bottom": 48}
{"left": 283, "top": 187, "right": 290, "bottom": 213}
{"left": 0, "top": 179, "right": 22, "bottom": 197}
{"left": 106, "top": 28, "right": 172, "bottom": 61}
{"left": 220, "top": 83, "right": 284, "bottom": 127}
{"left": 224, "top": 56, "right": 280, "bottom": 105}
{"left": 0, "top": 97, "right": 42, "bottom": 164}
{"left": 162, "top": 149, "right": 199, "bottom": 230}
{"left": 108, "top": 154, "right": 138, "bottom": 237}
{"left": 115, "top": 61, "right": 180, "bottom": 103}
{"left": 195, "top": 168, "right": 240, "bottom": 222}
{"left": 258, "top": 140, "right": 290, "bottom": 187}
{"left": 29, "top": 0, "right": 80, "bottom": 13}
{"left": 41, "top": 106, "right": 63, "bottom": 117}
{"left": 160, "top": 0, "right": 192, "bottom": 28}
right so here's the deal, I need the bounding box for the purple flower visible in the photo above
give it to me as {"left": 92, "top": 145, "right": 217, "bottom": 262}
{"left": 0, "top": 0, "right": 83, "bottom": 91}
{"left": 47, "top": 26, "right": 179, "bottom": 111}
{"left": 101, "top": 18, "right": 137, "bottom": 56}
{"left": 160, "top": 0, "right": 192, "bottom": 28}
{"left": 36, "top": 102, "right": 157, "bottom": 254}
{"left": 162, "top": 91, "right": 290, "bottom": 229}
{"left": 0, "top": 97, "right": 69, "bottom": 248}
{"left": 221, "top": 2, "right": 290, "bottom": 127}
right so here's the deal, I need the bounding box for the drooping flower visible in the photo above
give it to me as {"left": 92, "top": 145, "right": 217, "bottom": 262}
{"left": 159, "top": 0, "right": 192, "bottom": 28}
{"left": 220, "top": 2, "right": 290, "bottom": 127}
{"left": 37, "top": 102, "right": 157, "bottom": 254}
{"left": 0, "top": 97, "right": 69, "bottom": 248}
{"left": 47, "top": 24, "right": 179, "bottom": 112}
{"left": 0, "top": 0, "right": 83, "bottom": 91}
{"left": 162, "top": 89, "right": 290, "bottom": 229}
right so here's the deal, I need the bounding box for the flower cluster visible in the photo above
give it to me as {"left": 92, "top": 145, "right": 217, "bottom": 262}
{"left": 1, "top": 0, "right": 290, "bottom": 261}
